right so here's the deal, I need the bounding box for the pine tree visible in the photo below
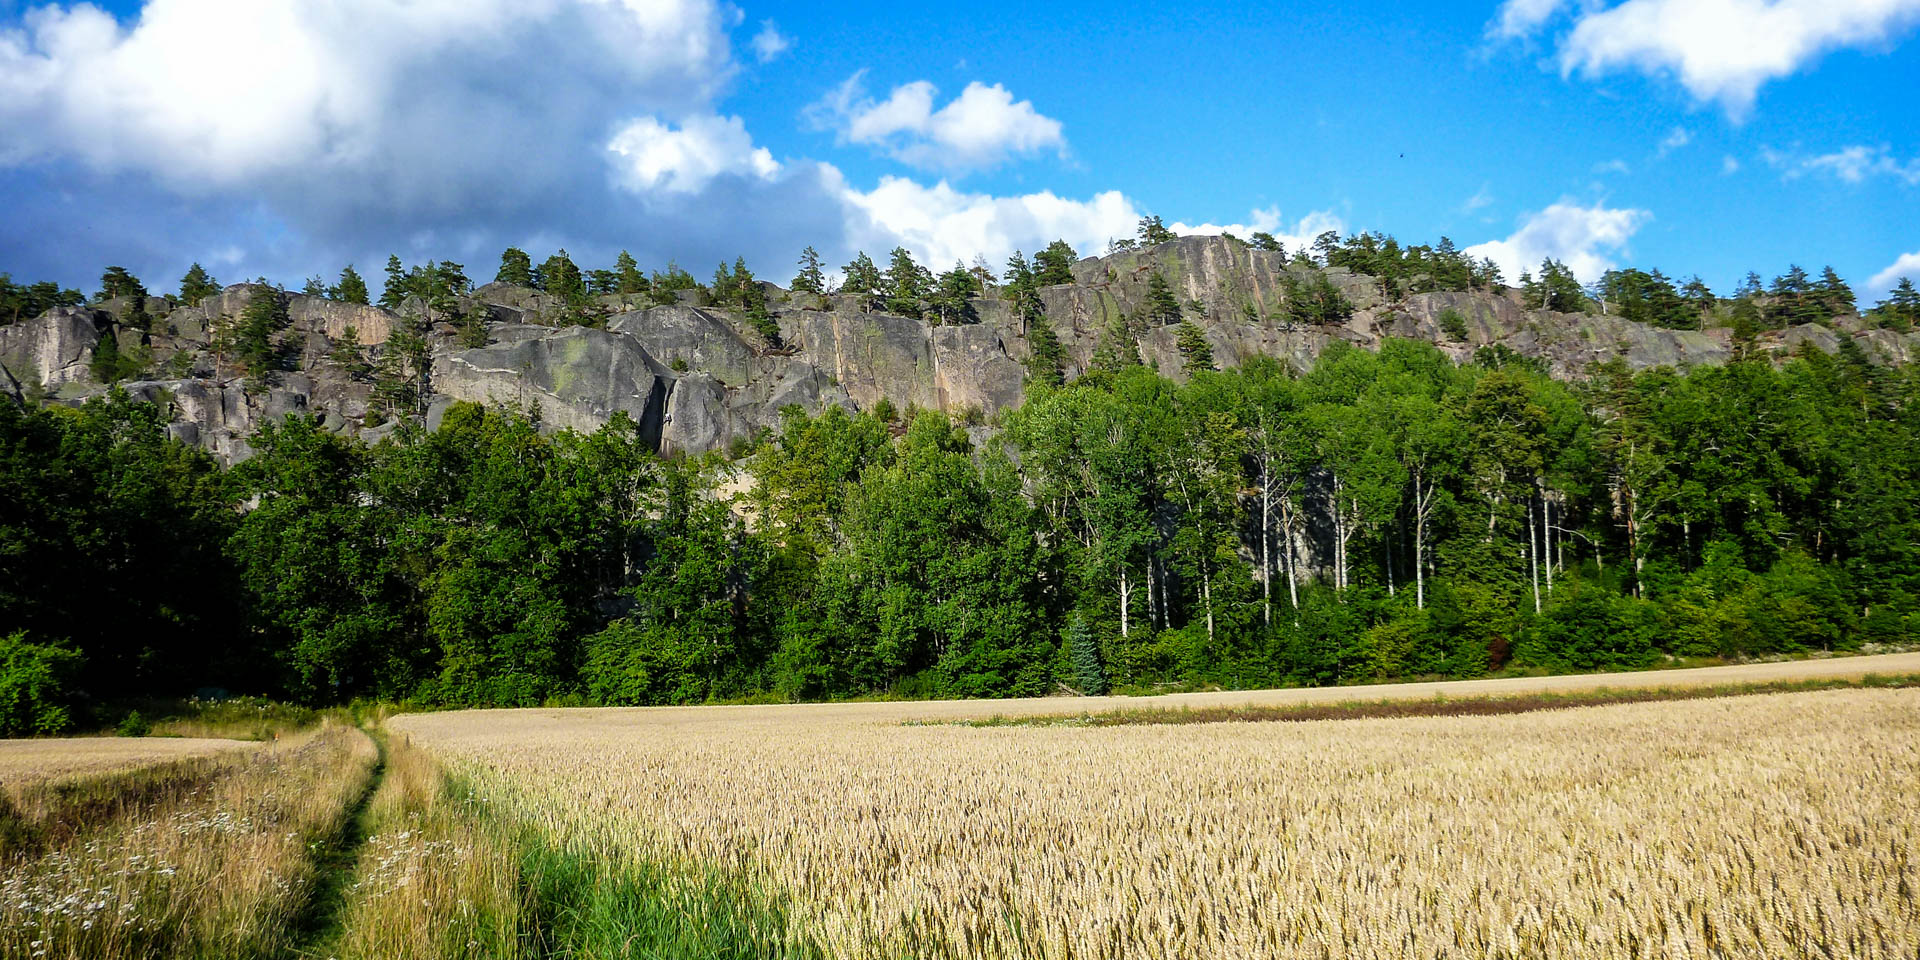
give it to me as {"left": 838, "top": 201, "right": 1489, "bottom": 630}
{"left": 1033, "top": 240, "right": 1077, "bottom": 285}
{"left": 792, "top": 246, "right": 827, "bottom": 295}
{"left": 456, "top": 303, "right": 490, "bottom": 349}
{"left": 1026, "top": 316, "right": 1065, "bottom": 386}
{"left": 496, "top": 247, "right": 534, "bottom": 287}
{"left": 380, "top": 255, "right": 409, "bottom": 309}
{"left": 841, "top": 252, "right": 883, "bottom": 312}
{"left": 178, "top": 263, "right": 220, "bottom": 305}
{"left": 1137, "top": 215, "right": 1176, "bottom": 246}
{"left": 235, "top": 286, "right": 287, "bottom": 378}
{"left": 541, "top": 251, "right": 586, "bottom": 307}
{"left": 1176, "top": 321, "right": 1214, "bottom": 374}
{"left": 884, "top": 247, "right": 928, "bottom": 319}
{"left": 929, "top": 263, "right": 979, "bottom": 325}
{"left": 302, "top": 276, "right": 327, "bottom": 298}
{"left": 1142, "top": 271, "right": 1182, "bottom": 325}
{"left": 332, "top": 265, "right": 370, "bottom": 305}
{"left": 88, "top": 324, "right": 126, "bottom": 382}
{"left": 1067, "top": 614, "right": 1106, "bottom": 695}
{"left": 97, "top": 266, "right": 145, "bottom": 302}
{"left": 614, "top": 251, "right": 649, "bottom": 295}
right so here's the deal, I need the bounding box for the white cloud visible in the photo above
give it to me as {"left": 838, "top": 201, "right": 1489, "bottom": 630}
{"left": 1491, "top": 0, "right": 1569, "bottom": 39}
{"left": 1170, "top": 207, "right": 1346, "bottom": 255}
{"left": 1463, "top": 185, "right": 1496, "bottom": 212}
{"left": 1869, "top": 251, "right": 1920, "bottom": 291}
{"left": 1722, "top": 154, "right": 1742, "bottom": 174}
{"left": 0, "top": 0, "right": 733, "bottom": 182}
{"left": 1765, "top": 144, "right": 1920, "bottom": 184}
{"left": 1490, "top": 0, "right": 1920, "bottom": 118}
{"left": 809, "top": 71, "right": 1066, "bottom": 172}
{"left": 1593, "top": 158, "right": 1632, "bottom": 175}
{"left": 1657, "top": 126, "right": 1691, "bottom": 155}
{"left": 1465, "top": 200, "right": 1651, "bottom": 285}
{"left": 750, "top": 19, "right": 790, "bottom": 63}
{"left": 607, "top": 115, "right": 779, "bottom": 195}
{"left": 836, "top": 174, "right": 1137, "bottom": 269}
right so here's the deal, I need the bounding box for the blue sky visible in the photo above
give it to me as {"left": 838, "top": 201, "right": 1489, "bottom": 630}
{"left": 1, "top": 0, "right": 1916, "bottom": 300}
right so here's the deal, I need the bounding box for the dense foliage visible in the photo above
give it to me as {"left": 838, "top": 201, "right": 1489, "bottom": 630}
{"left": 4, "top": 335, "right": 1916, "bottom": 713}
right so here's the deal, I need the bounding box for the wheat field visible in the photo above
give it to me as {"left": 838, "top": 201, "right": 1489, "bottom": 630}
{"left": 394, "top": 677, "right": 1920, "bottom": 959}
{"left": 0, "top": 737, "right": 262, "bottom": 787}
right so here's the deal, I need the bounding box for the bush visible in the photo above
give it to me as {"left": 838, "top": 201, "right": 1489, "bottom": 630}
{"left": 1515, "top": 586, "right": 1661, "bottom": 672}
{"left": 0, "top": 631, "right": 83, "bottom": 736}
{"left": 116, "top": 709, "right": 152, "bottom": 737}
{"left": 1438, "top": 308, "right": 1470, "bottom": 342}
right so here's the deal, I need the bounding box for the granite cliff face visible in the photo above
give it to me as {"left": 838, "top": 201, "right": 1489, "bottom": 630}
{"left": 4, "top": 236, "right": 1914, "bottom": 462}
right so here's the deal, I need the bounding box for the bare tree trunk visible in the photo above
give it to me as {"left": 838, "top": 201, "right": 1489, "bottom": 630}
{"left": 1202, "top": 570, "right": 1215, "bottom": 645}
{"left": 1260, "top": 474, "right": 1272, "bottom": 626}
{"left": 1385, "top": 516, "right": 1396, "bottom": 598}
{"left": 1119, "top": 567, "right": 1130, "bottom": 639}
{"left": 1415, "top": 510, "right": 1426, "bottom": 611}
{"left": 1528, "top": 495, "right": 1541, "bottom": 614}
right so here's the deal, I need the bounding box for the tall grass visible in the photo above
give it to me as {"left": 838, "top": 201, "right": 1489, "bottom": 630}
{"left": 324, "top": 733, "right": 821, "bottom": 959}
{"left": 0, "top": 721, "right": 375, "bottom": 960}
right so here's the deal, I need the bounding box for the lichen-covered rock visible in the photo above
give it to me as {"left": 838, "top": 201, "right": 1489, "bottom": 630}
{"left": 431, "top": 325, "right": 670, "bottom": 441}
{"left": 609, "top": 305, "right": 756, "bottom": 386}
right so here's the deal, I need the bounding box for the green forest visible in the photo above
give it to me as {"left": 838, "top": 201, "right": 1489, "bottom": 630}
{"left": 4, "top": 332, "right": 1917, "bottom": 729}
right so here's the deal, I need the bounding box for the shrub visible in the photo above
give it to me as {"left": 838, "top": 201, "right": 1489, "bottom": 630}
{"left": 117, "top": 709, "right": 152, "bottom": 737}
{"left": 1515, "top": 586, "right": 1661, "bottom": 672}
{"left": 1438, "top": 308, "right": 1470, "bottom": 341}
{"left": 0, "top": 631, "right": 83, "bottom": 736}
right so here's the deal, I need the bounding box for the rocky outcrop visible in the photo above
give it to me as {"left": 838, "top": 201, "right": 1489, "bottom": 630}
{"left": 431, "top": 325, "right": 672, "bottom": 442}
{"left": 0, "top": 307, "right": 105, "bottom": 394}
{"left": 9, "top": 235, "right": 1918, "bottom": 464}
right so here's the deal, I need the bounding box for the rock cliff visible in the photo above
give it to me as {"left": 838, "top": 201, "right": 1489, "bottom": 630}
{"left": 3, "top": 236, "right": 1913, "bottom": 462}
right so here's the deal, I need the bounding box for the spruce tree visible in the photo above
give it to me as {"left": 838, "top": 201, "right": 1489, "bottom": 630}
{"left": 1142, "top": 271, "right": 1182, "bottom": 325}
{"left": 380, "top": 255, "right": 408, "bottom": 309}
{"left": 332, "top": 265, "right": 370, "bottom": 305}
{"left": 1176, "top": 320, "right": 1214, "bottom": 374}
{"left": 1067, "top": 614, "right": 1106, "bottom": 695}
{"left": 178, "top": 263, "right": 220, "bottom": 305}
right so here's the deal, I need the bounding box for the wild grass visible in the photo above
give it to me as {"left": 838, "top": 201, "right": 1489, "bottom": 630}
{"left": 396, "top": 686, "right": 1920, "bottom": 959}
{"left": 0, "top": 721, "right": 376, "bottom": 960}
{"left": 323, "top": 732, "right": 821, "bottom": 959}
{"left": 106, "top": 696, "right": 320, "bottom": 741}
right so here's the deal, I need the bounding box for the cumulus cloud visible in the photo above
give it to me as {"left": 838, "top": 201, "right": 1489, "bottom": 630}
{"left": 835, "top": 174, "right": 1136, "bottom": 269}
{"left": 808, "top": 71, "right": 1066, "bottom": 172}
{"left": 1657, "top": 126, "right": 1691, "bottom": 155}
{"left": 1489, "top": 0, "right": 1920, "bottom": 118}
{"left": 750, "top": 19, "right": 790, "bottom": 62}
{"left": 1869, "top": 251, "right": 1920, "bottom": 291}
{"left": 1465, "top": 200, "right": 1651, "bottom": 284}
{"left": 607, "top": 115, "right": 779, "bottom": 195}
{"left": 1170, "top": 207, "right": 1347, "bottom": 255}
{"left": 1765, "top": 144, "right": 1920, "bottom": 184}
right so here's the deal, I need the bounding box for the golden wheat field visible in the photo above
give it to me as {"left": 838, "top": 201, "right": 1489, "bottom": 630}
{"left": 0, "top": 736, "right": 260, "bottom": 787}
{"left": 393, "top": 673, "right": 1920, "bottom": 960}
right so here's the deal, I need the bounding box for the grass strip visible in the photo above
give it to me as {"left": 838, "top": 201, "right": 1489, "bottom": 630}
{"left": 956, "top": 672, "right": 1920, "bottom": 728}
{"left": 325, "top": 731, "right": 822, "bottom": 960}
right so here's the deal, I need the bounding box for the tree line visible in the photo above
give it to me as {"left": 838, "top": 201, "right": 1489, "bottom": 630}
{"left": 4, "top": 335, "right": 1915, "bottom": 727}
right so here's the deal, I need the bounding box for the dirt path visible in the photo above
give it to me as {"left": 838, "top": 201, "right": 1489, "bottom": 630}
{"left": 285, "top": 726, "right": 386, "bottom": 959}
